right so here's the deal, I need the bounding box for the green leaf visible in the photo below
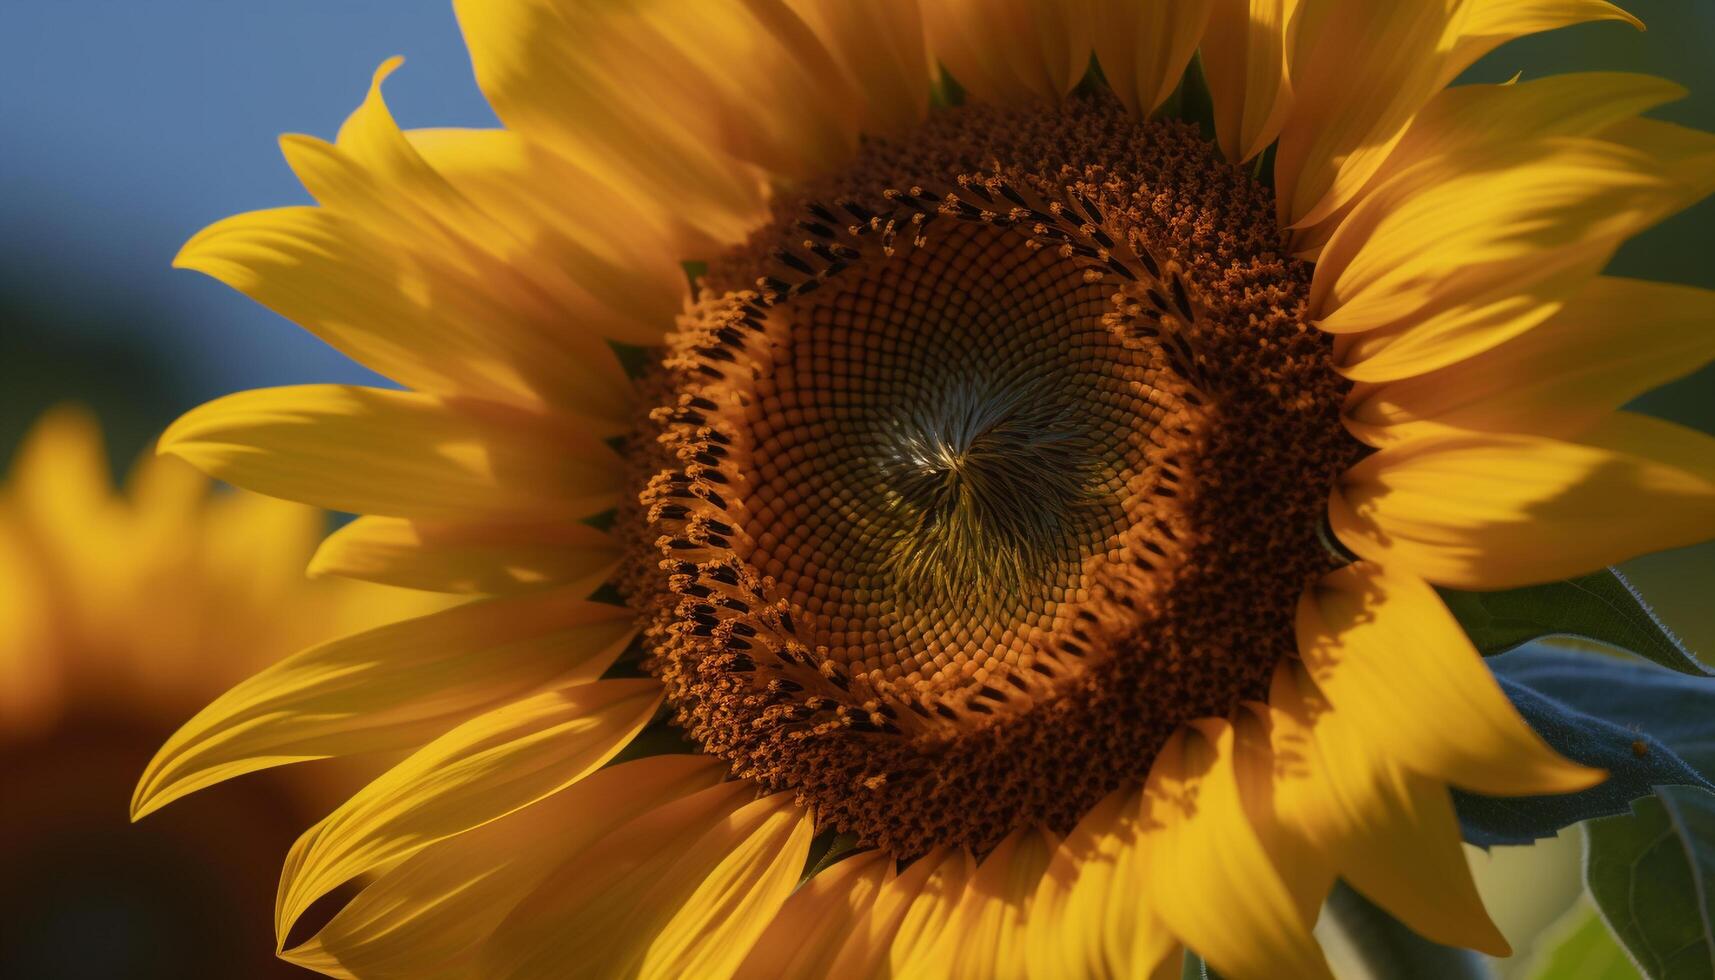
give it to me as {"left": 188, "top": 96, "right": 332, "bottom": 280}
{"left": 1524, "top": 900, "right": 1643, "bottom": 980}
{"left": 1441, "top": 568, "right": 1710, "bottom": 676}
{"left": 1585, "top": 785, "right": 1715, "bottom": 979}
{"left": 1456, "top": 649, "right": 1715, "bottom": 846}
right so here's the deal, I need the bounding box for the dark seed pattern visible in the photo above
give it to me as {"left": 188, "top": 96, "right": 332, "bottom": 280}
{"left": 622, "top": 95, "right": 1362, "bottom": 858}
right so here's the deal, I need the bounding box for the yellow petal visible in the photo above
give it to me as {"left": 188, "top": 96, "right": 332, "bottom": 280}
{"left": 733, "top": 850, "right": 896, "bottom": 980}
{"left": 1580, "top": 411, "right": 1715, "bottom": 488}
{"left": 1346, "top": 277, "right": 1715, "bottom": 446}
{"left": 452, "top": 3, "right": 768, "bottom": 249}
{"left": 785, "top": 0, "right": 931, "bottom": 137}
{"left": 161, "top": 385, "right": 621, "bottom": 522}
{"left": 1292, "top": 70, "right": 1686, "bottom": 256}
{"left": 1331, "top": 427, "right": 1715, "bottom": 589}
{"left": 274, "top": 678, "right": 661, "bottom": 947}
{"left": 284, "top": 755, "right": 725, "bottom": 979}
{"left": 1452, "top": 0, "right": 1641, "bottom": 69}
{"left": 484, "top": 787, "right": 814, "bottom": 980}
{"left": 1027, "top": 786, "right": 1176, "bottom": 980}
{"left": 0, "top": 516, "right": 59, "bottom": 736}
{"left": 1200, "top": 0, "right": 1293, "bottom": 162}
{"left": 1313, "top": 132, "right": 1715, "bottom": 384}
{"left": 455, "top": 0, "right": 856, "bottom": 183}
{"left": 925, "top": 0, "right": 1091, "bottom": 104}
{"left": 937, "top": 828, "right": 1057, "bottom": 980}
{"left": 877, "top": 848, "right": 978, "bottom": 978}
{"left": 403, "top": 126, "right": 693, "bottom": 348}
{"left": 1296, "top": 561, "right": 1603, "bottom": 796}
{"left": 1143, "top": 720, "right": 1333, "bottom": 980}
{"left": 1277, "top": 0, "right": 1638, "bottom": 231}
{"left": 477, "top": 780, "right": 752, "bottom": 975}
{"left": 639, "top": 799, "right": 817, "bottom": 980}
{"left": 1230, "top": 704, "right": 1333, "bottom": 927}
{"left": 132, "top": 589, "right": 635, "bottom": 818}
{"left": 1316, "top": 123, "right": 1715, "bottom": 382}
{"left": 1274, "top": 0, "right": 1467, "bottom": 230}
{"left": 309, "top": 515, "right": 620, "bottom": 596}
{"left": 0, "top": 409, "right": 110, "bottom": 732}
{"left": 1092, "top": 0, "right": 1212, "bottom": 117}
{"left": 7, "top": 404, "right": 113, "bottom": 549}
{"left": 1268, "top": 663, "right": 1508, "bottom": 955}
{"left": 176, "top": 201, "right": 636, "bottom": 421}
{"left": 829, "top": 846, "right": 975, "bottom": 979}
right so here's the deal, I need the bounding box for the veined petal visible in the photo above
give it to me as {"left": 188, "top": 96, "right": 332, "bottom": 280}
{"left": 308, "top": 62, "right": 689, "bottom": 351}
{"left": 160, "top": 385, "right": 621, "bottom": 522}
{"left": 310, "top": 515, "right": 621, "bottom": 596}
{"left": 1277, "top": 0, "right": 1639, "bottom": 232}
{"left": 632, "top": 795, "right": 815, "bottom": 980}
{"left": 1230, "top": 704, "right": 1333, "bottom": 927}
{"left": 1580, "top": 412, "right": 1715, "bottom": 488}
{"left": 925, "top": 0, "right": 1092, "bottom": 105}
{"left": 1267, "top": 663, "right": 1508, "bottom": 955}
{"left": 1092, "top": 0, "right": 1212, "bottom": 117}
{"left": 1330, "top": 428, "right": 1715, "bottom": 589}
{"left": 875, "top": 847, "right": 978, "bottom": 978}
{"left": 1452, "top": 0, "right": 1641, "bottom": 69}
{"left": 1315, "top": 126, "right": 1715, "bottom": 381}
{"left": 1200, "top": 0, "right": 1292, "bottom": 162}
{"left": 283, "top": 755, "right": 725, "bottom": 980}
{"left": 733, "top": 850, "right": 895, "bottom": 980}
{"left": 1143, "top": 720, "right": 1333, "bottom": 980}
{"left": 404, "top": 127, "right": 693, "bottom": 347}
{"left": 174, "top": 205, "right": 632, "bottom": 424}
{"left": 785, "top": 0, "right": 931, "bottom": 137}
{"left": 940, "top": 828, "right": 1057, "bottom": 980}
{"left": 274, "top": 679, "right": 662, "bottom": 947}
{"left": 477, "top": 780, "right": 752, "bottom": 976}
{"left": 828, "top": 846, "right": 975, "bottom": 979}
{"left": 1275, "top": 0, "right": 1468, "bottom": 230}
{"left": 1295, "top": 561, "right": 1602, "bottom": 796}
{"left": 1292, "top": 71, "right": 1687, "bottom": 256}
{"left": 485, "top": 788, "right": 814, "bottom": 980}
{"left": 453, "top": 2, "right": 768, "bottom": 249}
{"left": 1346, "top": 277, "right": 1715, "bottom": 445}
{"left": 455, "top": 0, "right": 857, "bottom": 183}
{"left": 131, "top": 590, "right": 635, "bottom": 818}
{"left": 1027, "top": 786, "right": 1176, "bottom": 980}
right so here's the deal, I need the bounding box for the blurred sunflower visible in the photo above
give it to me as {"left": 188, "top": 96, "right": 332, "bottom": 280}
{"left": 137, "top": 1, "right": 1715, "bottom": 977}
{"left": 0, "top": 408, "right": 437, "bottom": 979}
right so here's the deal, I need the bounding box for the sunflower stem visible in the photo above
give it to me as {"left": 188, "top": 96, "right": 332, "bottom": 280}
{"left": 1323, "top": 880, "right": 1494, "bottom": 980}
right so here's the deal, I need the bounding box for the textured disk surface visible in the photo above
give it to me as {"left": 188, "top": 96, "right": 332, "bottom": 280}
{"left": 624, "top": 96, "right": 1361, "bottom": 856}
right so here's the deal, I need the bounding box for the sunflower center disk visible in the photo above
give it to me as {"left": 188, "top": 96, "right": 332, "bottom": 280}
{"left": 626, "top": 97, "right": 1361, "bottom": 857}
{"left": 745, "top": 219, "right": 1158, "bottom": 694}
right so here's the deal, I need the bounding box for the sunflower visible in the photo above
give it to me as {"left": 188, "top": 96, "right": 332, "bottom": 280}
{"left": 0, "top": 408, "right": 436, "bottom": 978}
{"left": 137, "top": 1, "right": 1715, "bottom": 977}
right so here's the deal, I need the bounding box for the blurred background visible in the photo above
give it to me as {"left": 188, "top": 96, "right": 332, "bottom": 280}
{"left": 0, "top": 2, "right": 1711, "bottom": 978}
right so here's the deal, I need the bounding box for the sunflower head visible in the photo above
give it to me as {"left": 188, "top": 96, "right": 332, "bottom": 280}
{"left": 137, "top": 1, "right": 1715, "bottom": 977}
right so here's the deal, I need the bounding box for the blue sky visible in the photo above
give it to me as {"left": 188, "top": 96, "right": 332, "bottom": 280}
{"left": 1, "top": 2, "right": 495, "bottom": 399}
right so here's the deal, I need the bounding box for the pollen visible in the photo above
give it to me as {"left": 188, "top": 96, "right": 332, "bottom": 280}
{"left": 621, "top": 96, "right": 1361, "bottom": 857}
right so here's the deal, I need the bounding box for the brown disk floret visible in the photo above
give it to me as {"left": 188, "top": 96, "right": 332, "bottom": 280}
{"left": 625, "top": 95, "right": 1362, "bottom": 858}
